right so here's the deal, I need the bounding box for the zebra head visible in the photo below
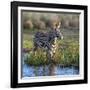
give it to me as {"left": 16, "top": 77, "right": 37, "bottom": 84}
{"left": 55, "top": 29, "right": 63, "bottom": 39}
{"left": 53, "top": 22, "right": 63, "bottom": 40}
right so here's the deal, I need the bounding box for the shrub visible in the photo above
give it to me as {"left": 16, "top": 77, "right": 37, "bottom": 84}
{"left": 69, "top": 18, "right": 79, "bottom": 29}
{"left": 61, "top": 19, "right": 70, "bottom": 28}
{"left": 33, "top": 20, "right": 46, "bottom": 30}
{"left": 23, "top": 20, "right": 33, "bottom": 29}
{"left": 25, "top": 49, "right": 48, "bottom": 66}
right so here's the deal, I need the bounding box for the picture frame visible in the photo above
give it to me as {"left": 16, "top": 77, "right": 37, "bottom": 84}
{"left": 11, "top": 1, "right": 88, "bottom": 88}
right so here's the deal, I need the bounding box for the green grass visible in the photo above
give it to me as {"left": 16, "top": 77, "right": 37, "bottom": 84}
{"left": 24, "top": 49, "right": 47, "bottom": 66}
{"left": 23, "top": 29, "right": 79, "bottom": 66}
{"left": 23, "top": 40, "right": 33, "bottom": 49}
{"left": 23, "top": 39, "right": 79, "bottom": 66}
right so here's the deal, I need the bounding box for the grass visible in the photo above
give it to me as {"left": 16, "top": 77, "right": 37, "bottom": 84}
{"left": 23, "top": 40, "right": 33, "bottom": 49}
{"left": 23, "top": 29, "right": 79, "bottom": 66}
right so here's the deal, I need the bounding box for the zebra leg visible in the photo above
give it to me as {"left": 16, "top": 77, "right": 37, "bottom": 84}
{"left": 33, "top": 42, "right": 38, "bottom": 56}
{"left": 46, "top": 50, "right": 53, "bottom": 63}
{"left": 33, "top": 40, "right": 43, "bottom": 55}
{"left": 33, "top": 47, "right": 37, "bottom": 56}
{"left": 46, "top": 50, "right": 50, "bottom": 63}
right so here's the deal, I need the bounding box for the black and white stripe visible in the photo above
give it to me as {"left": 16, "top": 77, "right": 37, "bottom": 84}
{"left": 33, "top": 29, "right": 63, "bottom": 51}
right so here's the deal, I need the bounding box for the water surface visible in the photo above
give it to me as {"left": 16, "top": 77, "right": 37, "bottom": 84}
{"left": 22, "top": 63, "right": 79, "bottom": 77}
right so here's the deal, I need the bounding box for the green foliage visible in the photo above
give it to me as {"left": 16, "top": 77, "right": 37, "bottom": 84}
{"left": 23, "top": 40, "right": 33, "bottom": 49}
{"left": 25, "top": 49, "right": 48, "bottom": 66}
{"left": 24, "top": 39, "right": 79, "bottom": 66}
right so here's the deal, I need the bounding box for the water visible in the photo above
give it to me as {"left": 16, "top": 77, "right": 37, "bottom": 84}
{"left": 22, "top": 63, "right": 79, "bottom": 77}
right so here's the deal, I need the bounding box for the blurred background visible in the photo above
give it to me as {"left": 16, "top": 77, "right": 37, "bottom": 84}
{"left": 22, "top": 11, "right": 79, "bottom": 30}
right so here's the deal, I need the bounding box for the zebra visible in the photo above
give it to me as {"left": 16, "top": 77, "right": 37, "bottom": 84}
{"left": 33, "top": 22, "right": 63, "bottom": 62}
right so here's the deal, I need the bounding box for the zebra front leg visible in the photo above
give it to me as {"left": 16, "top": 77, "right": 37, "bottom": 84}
{"left": 46, "top": 50, "right": 53, "bottom": 63}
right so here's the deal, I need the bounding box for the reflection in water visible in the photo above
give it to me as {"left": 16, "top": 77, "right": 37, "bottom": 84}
{"left": 49, "top": 64, "right": 56, "bottom": 76}
{"left": 22, "top": 63, "right": 79, "bottom": 77}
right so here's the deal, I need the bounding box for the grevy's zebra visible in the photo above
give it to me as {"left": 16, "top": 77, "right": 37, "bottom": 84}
{"left": 33, "top": 22, "right": 63, "bottom": 62}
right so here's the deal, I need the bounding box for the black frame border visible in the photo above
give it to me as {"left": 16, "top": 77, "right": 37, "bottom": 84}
{"left": 11, "top": 1, "right": 88, "bottom": 88}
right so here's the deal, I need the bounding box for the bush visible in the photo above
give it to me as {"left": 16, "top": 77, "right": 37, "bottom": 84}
{"left": 69, "top": 18, "right": 79, "bottom": 29}
{"left": 22, "top": 12, "right": 79, "bottom": 30}
{"left": 33, "top": 20, "right": 46, "bottom": 30}
{"left": 23, "top": 20, "right": 33, "bottom": 29}
{"left": 25, "top": 49, "right": 48, "bottom": 66}
{"left": 61, "top": 19, "right": 70, "bottom": 28}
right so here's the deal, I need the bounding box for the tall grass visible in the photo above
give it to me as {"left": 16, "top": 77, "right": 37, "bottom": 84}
{"left": 24, "top": 39, "right": 79, "bottom": 66}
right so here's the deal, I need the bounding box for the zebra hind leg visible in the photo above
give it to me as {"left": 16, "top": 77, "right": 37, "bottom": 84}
{"left": 33, "top": 45, "right": 38, "bottom": 56}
